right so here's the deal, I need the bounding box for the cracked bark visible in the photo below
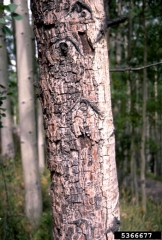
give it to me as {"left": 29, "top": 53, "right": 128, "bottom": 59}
{"left": 31, "top": 0, "right": 120, "bottom": 239}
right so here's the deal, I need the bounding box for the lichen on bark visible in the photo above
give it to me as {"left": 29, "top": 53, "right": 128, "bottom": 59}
{"left": 31, "top": 0, "right": 120, "bottom": 239}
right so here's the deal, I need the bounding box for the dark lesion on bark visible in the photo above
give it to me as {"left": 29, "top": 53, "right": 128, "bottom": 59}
{"left": 59, "top": 42, "right": 68, "bottom": 56}
{"left": 70, "top": 1, "right": 92, "bottom": 18}
{"left": 78, "top": 32, "right": 94, "bottom": 55}
{"left": 80, "top": 98, "right": 102, "bottom": 116}
{"left": 105, "top": 216, "right": 120, "bottom": 234}
{"left": 51, "top": 36, "right": 82, "bottom": 55}
{"left": 71, "top": 1, "right": 92, "bottom": 17}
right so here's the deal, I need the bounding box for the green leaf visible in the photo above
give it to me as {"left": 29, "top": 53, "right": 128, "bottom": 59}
{"left": 0, "top": 18, "right": 5, "bottom": 24}
{"left": 0, "top": 91, "right": 6, "bottom": 95}
{"left": 11, "top": 12, "right": 23, "bottom": 21}
{"left": 0, "top": 84, "right": 5, "bottom": 89}
{"left": 7, "top": 92, "right": 13, "bottom": 96}
{"left": 0, "top": 46, "right": 2, "bottom": 48}
{"left": 2, "top": 25, "right": 12, "bottom": 36}
{"left": 0, "top": 4, "right": 5, "bottom": 11}
{"left": 7, "top": 81, "right": 17, "bottom": 87}
{"left": 8, "top": 3, "right": 18, "bottom": 13}
{"left": 4, "top": 15, "right": 12, "bottom": 21}
{"left": 0, "top": 97, "right": 6, "bottom": 100}
{"left": 1, "top": 113, "right": 6, "bottom": 117}
{"left": 0, "top": 108, "right": 6, "bottom": 112}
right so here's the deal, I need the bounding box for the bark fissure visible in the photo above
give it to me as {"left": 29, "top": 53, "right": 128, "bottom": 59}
{"left": 32, "top": 0, "right": 119, "bottom": 239}
{"left": 78, "top": 32, "right": 94, "bottom": 55}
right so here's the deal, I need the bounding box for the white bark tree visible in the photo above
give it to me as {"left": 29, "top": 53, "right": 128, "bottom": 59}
{"left": 37, "top": 99, "right": 45, "bottom": 173}
{"left": 13, "top": 0, "right": 42, "bottom": 225}
{"left": 0, "top": 0, "right": 15, "bottom": 159}
{"left": 140, "top": 0, "right": 147, "bottom": 212}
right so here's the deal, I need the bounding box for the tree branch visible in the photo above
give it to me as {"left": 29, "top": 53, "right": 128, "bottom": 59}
{"left": 109, "top": 62, "right": 162, "bottom": 72}
{"left": 107, "top": 16, "right": 127, "bottom": 28}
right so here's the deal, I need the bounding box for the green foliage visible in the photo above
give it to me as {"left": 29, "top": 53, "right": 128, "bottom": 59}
{"left": 0, "top": 2, "right": 22, "bottom": 125}
{"left": 0, "top": 17, "right": 5, "bottom": 23}
{"left": 0, "top": 156, "right": 52, "bottom": 240}
{"left": 0, "top": 3, "right": 23, "bottom": 37}
{"left": 33, "top": 212, "right": 52, "bottom": 240}
{"left": 11, "top": 12, "right": 23, "bottom": 21}
{"left": 145, "top": 172, "right": 162, "bottom": 183}
{"left": 7, "top": 3, "right": 18, "bottom": 13}
{"left": 0, "top": 155, "right": 161, "bottom": 239}
{"left": 2, "top": 25, "right": 12, "bottom": 35}
{"left": 0, "top": 80, "right": 15, "bottom": 128}
{"left": 120, "top": 195, "right": 162, "bottom": 232}
{"left": 0, "top": 84, "right": 7, "bottom": 128}
{"left": 110, "top": 0, "right": 162, "bottom": 177}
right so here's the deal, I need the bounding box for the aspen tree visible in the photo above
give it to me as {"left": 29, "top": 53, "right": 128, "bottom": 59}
{"left": 37, "top": 99, "right": 45, "bottom": 173}
{"left": 0, "top": 0, "right": 15, "bottom": 159}
{"left": 13, "top": 0, "right": 42, "bottom": 224}
{"left": 140, "top": 0, "right": 147, "bottom": 212}
{"left": 31, "top": 0, "right": 120, "bottom": 238}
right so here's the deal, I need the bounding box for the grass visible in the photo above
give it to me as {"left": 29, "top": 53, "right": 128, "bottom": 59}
{"left": 0, "top": 155, "right": 52, "bottom": 240}
{"left": 145, "top": 172, "right": 162, "bottom": 183}
{"left": 0, "top": 155, "right": 162, "bottom": 239}
{"left": 120, "top": 197, "right": 162, "bottom": 232}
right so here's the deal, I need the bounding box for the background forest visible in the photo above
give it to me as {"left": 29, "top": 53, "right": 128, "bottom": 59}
{"left": 0, "top": 0, "right": 162, "bottom": 239}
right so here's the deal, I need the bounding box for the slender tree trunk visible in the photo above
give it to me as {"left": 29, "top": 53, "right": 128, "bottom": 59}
{"left": 13, "top": 0, "right": 42, "bottom": 224}
{"left": 116, "top": 0, "right": 121, "bottom": 67}
{"left": 128, "top": 0, "right": 134, "bottom": 197}
{"left": 31, "top": 0, "right": 120, "bottom": 239}
{"left": 31, "top": 16, "right": 45, "bottom": 174}
{"left": 153, "top": 73, "right": 158, "bottom": 175}
{"left": 130, "top": 132, "right": 139, "bottom": 205}
{"left": 0, "top": 0, "right": 15, "bottom": 159}
{"left": 37, "top": 99, "right": 45, "bottom": 173}
{"left": 140, "top": 0, "right": 147, "bottom": 212}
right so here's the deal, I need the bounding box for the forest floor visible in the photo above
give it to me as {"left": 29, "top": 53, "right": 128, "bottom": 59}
{"left": 122, "top": 174, "right": 162, "bottom": 204}
{"left": 145, "top": 178, "right": 162, "bottom": 203}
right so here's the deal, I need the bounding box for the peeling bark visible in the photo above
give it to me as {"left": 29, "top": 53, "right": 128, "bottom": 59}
{"left": 31, "top": 0, "right": 120, "bottom": 239}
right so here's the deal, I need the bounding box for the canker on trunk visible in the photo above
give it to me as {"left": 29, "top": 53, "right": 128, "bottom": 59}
{"left": 31, "top": 0, "right": 120, "bottom": 239}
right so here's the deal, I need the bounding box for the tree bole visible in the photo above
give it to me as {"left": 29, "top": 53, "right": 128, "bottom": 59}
{"left": 14, "top": 0, "right": 42, "bottom": 225}
{"left": 31, "top": 0, "right": 120, "bottom": 239}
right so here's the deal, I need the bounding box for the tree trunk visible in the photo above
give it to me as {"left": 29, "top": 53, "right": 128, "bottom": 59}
{"left": 115, "top": 0, "right": 122, "bottom": 67}
{"left": 31, "top": 1, "right": 120, "bottom": 239}
{"left": 37, "top": 99, "right": 45, "bottom": 173}
{"left": 140, "top": 0, "right": 147, "bottom": 212}
{"left": 153, "top": 73, "right": 158, "bottom": 175}
{"left": 13, "top": 0, "right": 42, "bottom": 225}
{"left": 0, "top": 0, "right": 15, "bottom": 159}
{"left": 128, "top": 0, "right": 134, "bottom": 198}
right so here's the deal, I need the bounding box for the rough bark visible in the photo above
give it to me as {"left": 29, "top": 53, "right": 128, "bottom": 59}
{"left": 13, "top": 0, "right": 42, "bottom": 224}
{"left": 31, "top": 0, "right": 120, "bottom": 239}
{"left": 0, "top": 0, "right": 15, "bottom": 159}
